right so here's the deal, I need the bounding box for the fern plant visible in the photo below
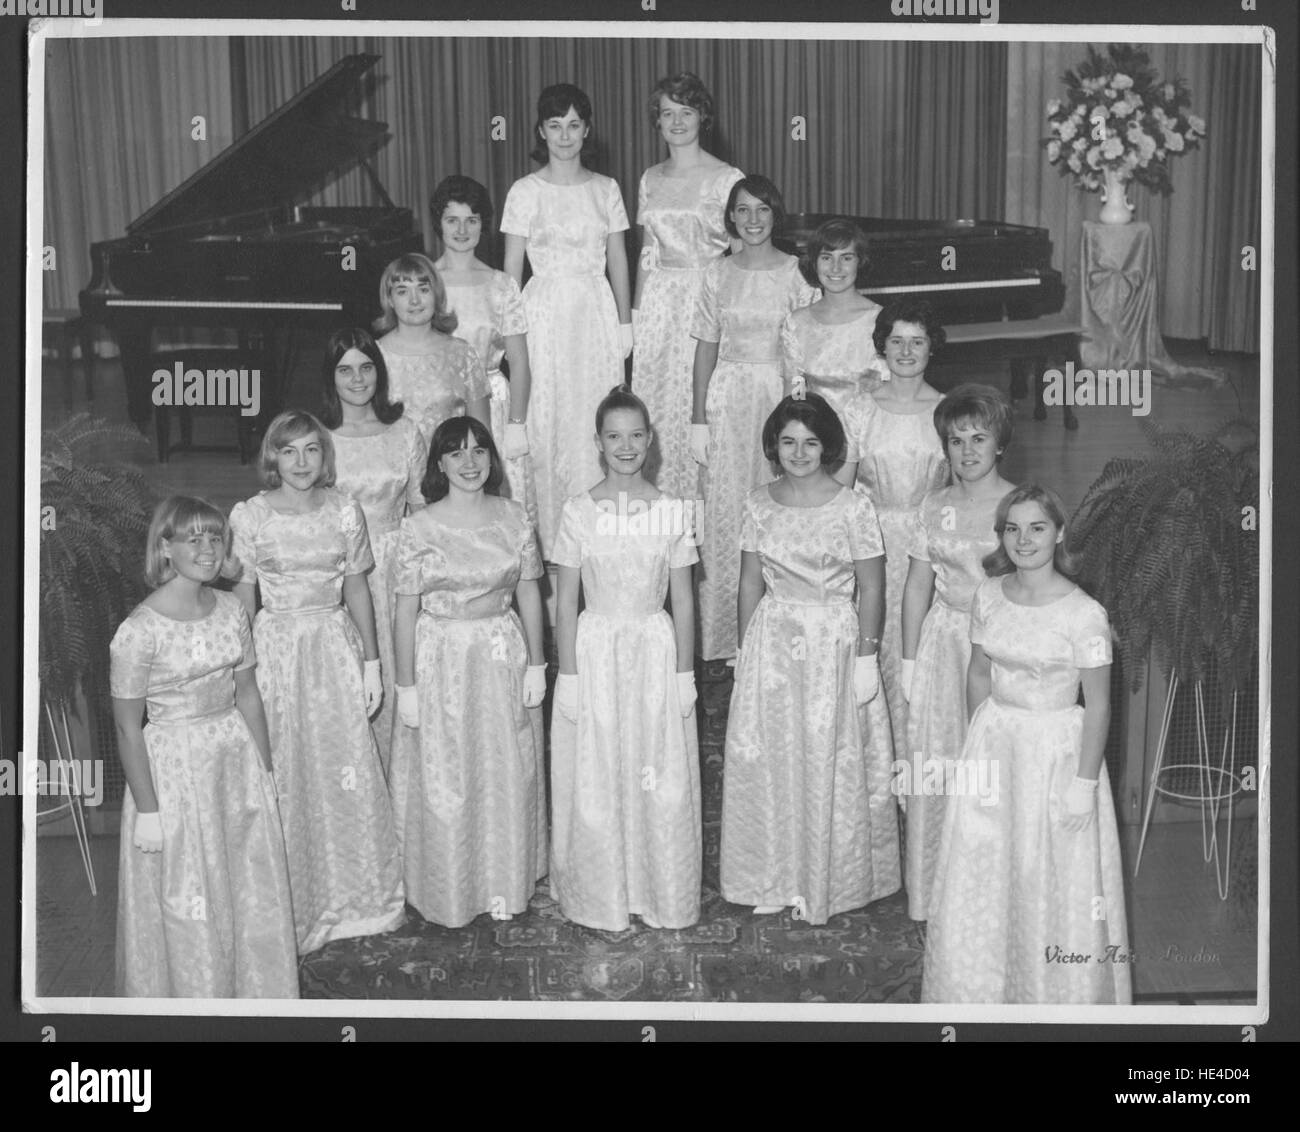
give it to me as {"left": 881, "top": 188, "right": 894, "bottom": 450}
{"left": 39, "top": 414, "right": 154, "bottom": 709}
{"left": 1070, "top": 419, "right": 1258, "bottom": 703}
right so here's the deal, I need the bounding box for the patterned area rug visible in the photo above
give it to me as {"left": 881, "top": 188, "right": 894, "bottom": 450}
{"left": 301, "top": 664, "right": 925, "bottom": 1002}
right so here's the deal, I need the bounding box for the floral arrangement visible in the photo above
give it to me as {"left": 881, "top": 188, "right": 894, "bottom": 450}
{"left": 1044, "top": 44, "right": 1205, "bottom": 195}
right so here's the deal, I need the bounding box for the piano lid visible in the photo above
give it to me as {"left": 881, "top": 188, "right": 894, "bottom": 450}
{"left": 128, "top": 54, "right": 391, "bottom": 239}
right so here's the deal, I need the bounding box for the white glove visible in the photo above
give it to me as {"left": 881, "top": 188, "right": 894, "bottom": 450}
{"left": 555, "top": 673, "right": 579, "bottom": 722}
{"left": 619, "top": 322, "right": 634, "bottom": 359}
{"left": 523, "top": 664, "right": 547, "bottom": 708}
{"left": 676, "top": 670, "right": 697, "bottom": 717}
{"left": 133, "top": 810, "right": 163, "bottom": 853}
{"left": 690, "top": 423, "right": 710, "bottom": 466}
{"left": 853, "top": 654, "right": 881, "bottom": 705}
{"left": 503, "top": 421, "right": 530, "bottom": 459}
{"left": 1062, "top": 775, "right": 1099, "bottom": 832}
{"left": 901, "top": 658, "right": 916, "bottom": 703}
{"left": 396, "top": 684, "right": 419, "bottom": 729}
{"left": 363, "top": 659, "right": 383, "bottom": 717}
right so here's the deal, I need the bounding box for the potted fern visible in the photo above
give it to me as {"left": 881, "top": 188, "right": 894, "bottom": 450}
{"left": 1070, "top": 418, "right": 1258, "bottom": 898}
{"left": 39, "top": 414, "right": 154, "bottom": 845}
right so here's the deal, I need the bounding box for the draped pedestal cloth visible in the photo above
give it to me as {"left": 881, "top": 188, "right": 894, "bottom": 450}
{"left": 1080, "top": 222, "right": 1226, "bottom": 388}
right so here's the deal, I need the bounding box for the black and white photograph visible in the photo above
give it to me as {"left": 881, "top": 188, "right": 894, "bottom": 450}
{"left": 11, "top": 0, "right": 1290, "bottom": 1048}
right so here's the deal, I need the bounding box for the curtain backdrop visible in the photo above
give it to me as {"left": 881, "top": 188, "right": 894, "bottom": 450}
{"left": 44, "top": 35, "right": 1258, "bottom": 353}
{"left": 236, "top": 36, "right": 1007, "bottom": 259}
{"left": 1005, "top": 41, "right": 1261, "bottom": 353}
{"left": 41, "top": 38, "right": 233, "bottom": 326}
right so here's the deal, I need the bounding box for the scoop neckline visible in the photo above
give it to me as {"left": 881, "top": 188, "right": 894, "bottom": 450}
{"left": 997, "top": 575, "right": 1079, "bottom": 608}
{"left": 765, "top": 481, "right": 850, "bottom": 510}
{"left": 141, "top": 593, "right": 221, "bottom": 624}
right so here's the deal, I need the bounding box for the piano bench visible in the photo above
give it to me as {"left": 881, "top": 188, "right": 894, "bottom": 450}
{"left": 42, "top": 309, "right": 93, "bottom": 411}
{"left": 940, "top": 316, "right": 1086, "bottom": 430}
{"left": 148, "top": 349, "right": 257, "bottom": 465}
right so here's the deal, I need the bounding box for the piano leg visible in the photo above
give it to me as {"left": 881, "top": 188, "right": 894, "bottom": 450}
{"left": 114, "top": 323, "right": 155, "bottom": 430}
{"left": 78, "top": 320, "right": 97, "bottom": 403}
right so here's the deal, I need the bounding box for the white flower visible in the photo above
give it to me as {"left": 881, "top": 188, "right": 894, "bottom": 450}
{"left": 1163, "top": 82, "right": 1177, "bottom": 101}
{"left": 1111, "top": 99, "right": 1133, "bottom": 118}
{"left": 1156, "top": 147, "right": 1166, "bottom": 161}
{"left": 1086, "top": 145, "right": 1103, "bottom": 169}
{"left": 1074, "top": 137, "right": 1089, "bottom": 152}
{"left": 1187, "top": 114, "right": 1206, "bottom": 134}
{"left": 1103, "top": 87, "right": 1116, "bottom": 100}
{"left": 1047, "top": 98, "right": 1063, "bottom": 116}
{"left": 1058, "top": 119, "right": 1078, "bottom": 141}
{"left": 1112, "top": 72, "right": 1134, "bottom": 90}
{"left": 1101, "top": 136, "right": 1125, "bottom": 160}
{"left": 1123, "top": 151, "right": 1140, "bottom": 170}
{"left": 1067, "top": 153, "right": 1083, "bottom": 173}
{"left": 1151, "top": 106, "right": 1167, "bottom": 124}
{"left": 1047, "top": 139, "right": 1062, "bottom": 161}
{"left": 1075, "top": 103, "right": 1088, "bottom": 117}
{"left": 1164, "top": 130, "right": 1185, "bottom": 153}
{"left": 1135, "top": 131, "right": 1157, "bottom": 160}
{"left": 1090, "top": 105, "right": 1110, "bottom": 121}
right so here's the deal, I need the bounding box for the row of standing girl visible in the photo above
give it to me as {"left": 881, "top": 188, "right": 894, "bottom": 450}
{"left": 111, "top": 380, "right": 1129, "bottom": 1004}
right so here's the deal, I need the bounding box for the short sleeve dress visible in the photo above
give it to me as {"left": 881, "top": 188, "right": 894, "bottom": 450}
{"left": 778, "top": 303, "right": 890, "bottom": 416}
{"left": 692, "top": 255, "right": 818, "bottom": 660}
{"left": 549, "top": 492, "right": 702, "bottom": 931}
{"left": 500, "top": 172, "right": 630, "bottom": 556}
{"left": 386, "top": 497, "right": 548, "bottom": 928}
{"left": 922, "top": 578, "right": 1131, "bottom": 1004}
{"left": 381, "top": 333, "right": 491, "bottom": 448}
{"left": 900, "top": 488, "right": 1001, "bottom": 921}
{"left": 632, "top": 162, "right": 743, "bottom": 499}
{"left": 333, "top": 413, "right": 428, "bottom": 771}
{"left": 228, "top": 489, "right": 405, "bottom": 953}
{"left": 720, "top": 484, "right": 901, "bottom": 925}
{"left": 442, "top": 269, "right": 538, "bottom": 527}
{"left": 110, "top": 590, "right": 298, "bottom": 997}
{"left": 840, "top": 391, "right": 950, "bottom": 763}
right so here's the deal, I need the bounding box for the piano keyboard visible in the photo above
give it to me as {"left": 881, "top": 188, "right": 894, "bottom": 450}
{"left": 866, "top": 277, "right": 1043, "bottom": 295}
{"left": 104, "top": 298, "right": 344, "bottom": 311}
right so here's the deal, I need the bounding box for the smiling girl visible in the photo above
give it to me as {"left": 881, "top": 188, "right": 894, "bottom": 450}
{"left": 374, "top": 252, "right": 491, "bottom": 448}
{"left": 111, "top": 496, "right": 297, "bottom": 996}
{"left": 387, "top": 417, "right": 548, "bottom": 928}
{"left": 690, "top": 175, "right": 817, "bottom": 662}
{"left": 230, "top": 411, "right": 404, "bottom": 954}
{"left": 632, "top": 72, "right": 743, "bottom": 500}
{"left": 550, "top": 386, "right": 701, "bottom": 931}
{"left": 501, "top": 84, "right": 632, "bottom": 559}
{"left": 922, "top": 483, "right": 1130, "bottom": 1004}
{"left": 322, "top": 328, "right": 427, "bottom": 772}
{"left": 780, "top": 217, "right": 890, "bottom": 414}
{"left": 898, "top": 384, "right": 1015, "bottom": 921}
{"left": 840, "top": 298, "right": 951, "bottom": 770}
{"left": 720, "top": 394, "right": 900, "bottom": 925}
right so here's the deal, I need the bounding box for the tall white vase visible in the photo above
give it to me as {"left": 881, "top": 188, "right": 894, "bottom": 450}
{"left": 1099, "top": 167, "right": 1135, "bottom": 224}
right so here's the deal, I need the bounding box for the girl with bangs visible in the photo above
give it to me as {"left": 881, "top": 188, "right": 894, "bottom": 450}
{"left": 321, "top": 327, "right": 427, "bottom": 773}
{"left": 779, "top": 217, "right": 890, "bottom": 415}
{"left": 374, "top": 252, "right": 491, "bottom": 447}
{"left": 922, "top": 483, "right": 1130, "bottom": 1004}
{"left": 110, "top": 495, "right": 297, "bottom": 996}
{"left": 230, "top": 411, "right": 405, "bottom": 954}
{"left": 388, "top": 416, "right": 548, "bottom": 928}
{"left": 430, "top": 175, "right": 538, "bottom": 528}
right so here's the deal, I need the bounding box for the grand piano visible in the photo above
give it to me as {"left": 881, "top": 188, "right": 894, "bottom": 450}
{"left": 779, "top": 213, "right": 1066, "bottom": 324}
{"left": 80, "top": 54, "right": 423, "bottom": 431}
